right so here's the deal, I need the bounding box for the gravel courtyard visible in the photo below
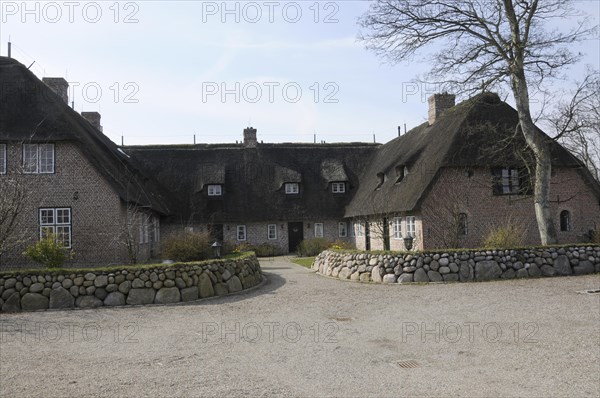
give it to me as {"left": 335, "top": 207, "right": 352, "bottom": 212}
{"left": 1, "top": 257, "right": 599, "bottom": 397}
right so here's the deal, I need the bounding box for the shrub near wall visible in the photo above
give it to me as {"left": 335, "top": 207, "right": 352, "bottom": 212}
{"left": 0, "top": 253, "right": 262, "bottom": 312}
{"left": 313, "top": 246, "right": 600, "bottom": 284}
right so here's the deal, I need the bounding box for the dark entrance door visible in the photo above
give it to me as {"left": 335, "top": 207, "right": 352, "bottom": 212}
{"left": 288, "top": 222, "right": 304, "bottom": 253}
{"left": 365, "top": 221, "right": 371, "bottom": 251}
{"left": 383, "top": 217, "right": 390, "bottom": 251}
{"left": 209, "top": 224, "right": 224, "bottom": 243}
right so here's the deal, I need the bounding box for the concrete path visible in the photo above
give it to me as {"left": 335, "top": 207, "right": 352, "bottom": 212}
{"left": 1, "top": 257, "right": 599, "bottom": 397}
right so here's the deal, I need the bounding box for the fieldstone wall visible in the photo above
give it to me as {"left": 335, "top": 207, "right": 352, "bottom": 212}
{"left": 0, "top": 254, "right": 262, "bottom": 312}
{"left": 313, "top": 246, "right": 600, "bottom": 283}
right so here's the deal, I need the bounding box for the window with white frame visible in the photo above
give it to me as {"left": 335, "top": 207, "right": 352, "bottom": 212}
{"left": 285, "top": 183, "right": 299, "bottom": 194}
{"left": 152, "top": 216, "right": 160, "bottom": 242}
{"left": 356, "top": 222, "right": 364, "bottom": 237}
{"left": 39, "top": 208, "right": 71, "bottom": 248}
{"left": 237, "top": 225, "right": 247, "bottom": 241}
{"left": 268, "top": 224, "right": 277, "bottom": 240}
{"left": 338, "top": 222, "right": 348, "bottom": 237}
{"left": 207, "top": 184, "right": 222, "bottom": 196}
{"left": 406, "top": 216, "right": 416, "bottom": 238}
{"left": 23, "top": 143, "right": 54, "bottom": 174}
{"left": 393, "top": 217, "right": 402, "bottom": 239}
{"left": 331, "top": 182, "right": 346, "bottom": 193}
{"left": 350, "top": 222, "right": 355, "bottom": 237}
{"left": 0, "top": 144, "right": 6, "bottom": 174}
{"left": 314, "top": 223, "right": 324, "bottom": 238}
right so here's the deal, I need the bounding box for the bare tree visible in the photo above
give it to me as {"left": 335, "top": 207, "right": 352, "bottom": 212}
{"left": 0, "top": 174, "right": 32, "bottom": 266}
{"left": 546, "top": 68, "right": 600, "bottom": 182}
{"left": 359, "top": 0, "right": 597, "bottom": 245}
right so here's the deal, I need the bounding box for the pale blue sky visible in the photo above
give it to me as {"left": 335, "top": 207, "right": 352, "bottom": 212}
{"left": 1, "top": 1, "right": 598, "bottom": 145}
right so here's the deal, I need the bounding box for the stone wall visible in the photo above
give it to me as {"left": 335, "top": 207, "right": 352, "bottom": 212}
{"left": 0, "top": 254, "right": 262, "bottom": 312}
{"left": 313, "top": 246, "right": 600, "bottom": 283}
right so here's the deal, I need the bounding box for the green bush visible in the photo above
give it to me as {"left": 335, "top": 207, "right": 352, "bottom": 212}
{"left": 162, "top": 231, "right": 212, "bottom": 262}
{"left": 296, "top": 238, "right": 331, "bottom": 257}
{"left": 23, "top": 234, "right": 72, "bottom": 268}
{"left": 483, "top": 219, "right": 527, "bottom": 248}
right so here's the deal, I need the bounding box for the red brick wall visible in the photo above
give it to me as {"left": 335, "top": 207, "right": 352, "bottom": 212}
{"left": 0, "top": 141, "right": 150, "bottom": 267}
{"left": 420, "top": 167, "right": 600, "bottom": 249}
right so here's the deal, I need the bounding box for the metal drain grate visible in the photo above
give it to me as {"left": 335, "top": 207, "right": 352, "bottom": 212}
{"left": 577, "top": 289, "right": 600, "bottom": 295}
{"left": 396, "top": 360, "right": 420, "bottom": 368}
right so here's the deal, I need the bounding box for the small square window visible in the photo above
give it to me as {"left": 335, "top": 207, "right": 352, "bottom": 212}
{"left": 314, "top": 223, "right": 324, "bottom": 238}
{"left": 285, "top": 183, "right": 299, "bottom": 194}
{"left": 268, "top": 224, "right": 277, "bottom": 240}
{"left": 23, "top": 143, "right": 54, "bottom": 174}
{"left": 332, "top": 182, "right": 346, "bottom": 193}
{"left": 207, "top": 184, "right": 222, "bottom": 196}
{"left": 0, "top": 144, "right": 6, "bottom": 174}
{"left": 39, "top": 208, "right": 72, "bottom": 248}
{"left": 338, "top": 222, "right": 348, "bottom": 238}
{"left": 237, "top": 225, "right": 247, "bottom": 241}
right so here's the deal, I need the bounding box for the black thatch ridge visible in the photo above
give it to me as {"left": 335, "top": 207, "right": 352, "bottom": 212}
{"left": 0, "top": 57, "right": 170, "bottom": 214}
{"left": 345, "top": 92, "right": 600, "bottom": 217}
{"left": 123, "top": 143, "right": 379, "bottom": 224}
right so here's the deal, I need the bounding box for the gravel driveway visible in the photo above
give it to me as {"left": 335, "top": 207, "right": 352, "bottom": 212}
{"left": 1, "top": 257, "right": 599, "bottom": 397}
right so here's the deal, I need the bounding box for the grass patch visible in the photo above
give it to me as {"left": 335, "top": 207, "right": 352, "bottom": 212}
{"left": 291, "top": 257, "right": 315, "bottom": 268}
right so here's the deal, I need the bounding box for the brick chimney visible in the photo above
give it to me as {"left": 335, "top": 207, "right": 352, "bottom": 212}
{"left": 42, "top": 77, "right": 69, "bottom": 104}
{"left": 243, "top": 127, "right": 257, "bottom": 148}
{"left": 82, "top": 112, "right": 102, "bottom": 132}
{"left": 428, "top": 93, "right": 455, "bottom": 125}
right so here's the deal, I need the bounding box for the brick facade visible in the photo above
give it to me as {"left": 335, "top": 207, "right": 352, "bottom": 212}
{"left": 420, "top": 167, "right": 600, "bottom": 248}
{"left": 0, "top": 141, "right": 156, "bottom": 268}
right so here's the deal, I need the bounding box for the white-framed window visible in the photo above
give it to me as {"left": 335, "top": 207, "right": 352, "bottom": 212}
{"left": 237, "top": 225, "right": 247, "bottom": 241}
{"left": 268, "top": 224, "right": 277, "bottom": 240}
{"left": 332, "top": 182, "right": 346, "bottom": 193}
{"left": 285, "top": 183, "right": 299, "bottom": 194}
{"left": 207, "top": 184, "right": 222, "bottom": 196}
{"left": 356, "top": 222, "right": 365, "bottom": 237}
{"left": 406, "top": 216, "right": 416, "bottom": 238}
{"left": 0, "top": 144, "right": 6, "bottom": 174}
{"left": 338, "top": 222, "right": 348, "bottom": 237}
{"left": 350, "top": 222, "right": 356, "bottom": 237}
{"left": 393, "top": 217, "right": 402, "bottom": 239}
{"left": 314, "top": 223, "right": 324, "bottom": 238}
{"left": 23, "top": 143, "right": 54, "bottom": 174}
{"left": 39, "top": 208, "right": 71, "bottom": 248}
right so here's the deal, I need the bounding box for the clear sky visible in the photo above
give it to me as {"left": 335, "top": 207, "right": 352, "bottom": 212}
{"left": 1, "top": 1, "right": 598, "bottom": 146}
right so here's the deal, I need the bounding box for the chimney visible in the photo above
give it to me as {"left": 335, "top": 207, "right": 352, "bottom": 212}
{"left": 243, "top": 127, "right": 257, "bottom": 148}
{"left": 428, "top": 93, "right": 455, "bottom": 125}
{"left": 82, "top": 112, "right": 102, "bottom": 132}
{"left": 42, "top": 77, "right": 69, "bottom": 104}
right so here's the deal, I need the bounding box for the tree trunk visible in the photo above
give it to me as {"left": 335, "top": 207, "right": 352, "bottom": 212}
{"left": 511, "top": 73, "right": 558, "bottom": 245}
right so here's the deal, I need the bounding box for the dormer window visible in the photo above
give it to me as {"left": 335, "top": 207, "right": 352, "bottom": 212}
{"left": 331, "top": 182, "right": 346, "bottom": 193}
{"left": 375, "top": 172, "right": 385, "bottom": 190}
{"left": 395, "top": 165, "right": 406, "bottom": 184}
{"left": 285, "top": 183, "right": 299, "bottom": 194}
{"left": 207, "top": 184, "right": 222, "bottom": 196}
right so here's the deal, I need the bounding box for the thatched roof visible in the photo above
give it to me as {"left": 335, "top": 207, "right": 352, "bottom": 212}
{"left": 345, "top": 92, "right": 600, "bottom": 217}
{"left": 0, "top": 57, "right": 170, "bottom": 214}
{"left": 123, "top": 143, "right": 379, "bottom": 223}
